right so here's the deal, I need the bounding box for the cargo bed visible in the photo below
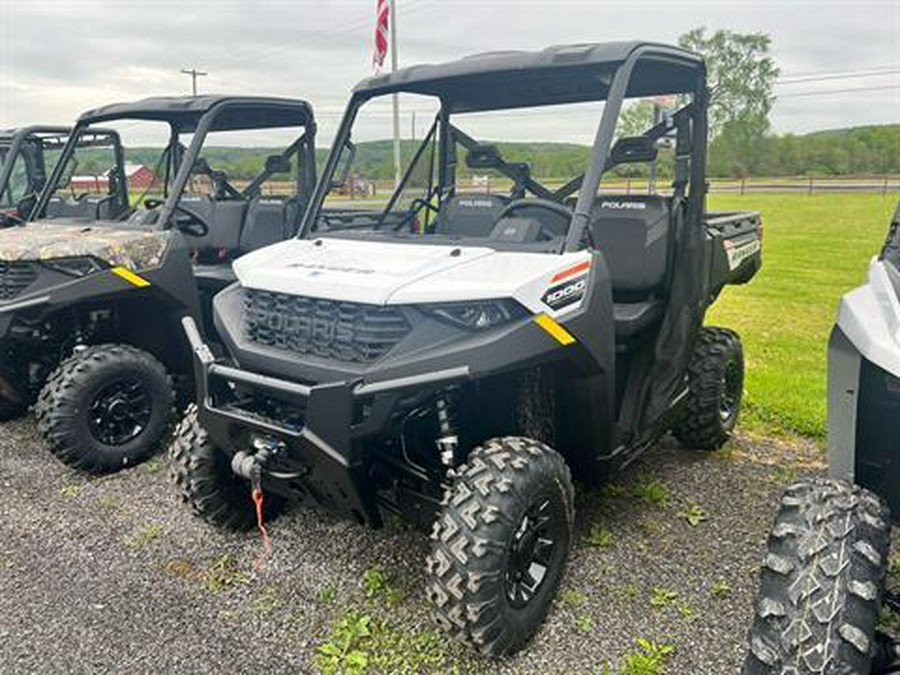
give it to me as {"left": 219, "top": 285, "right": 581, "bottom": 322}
{"left": 705, "top": 209, "right": 762, "bottom": 293}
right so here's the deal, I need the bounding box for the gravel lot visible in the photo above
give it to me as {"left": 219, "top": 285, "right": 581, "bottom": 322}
{"left": 0, "top": 415, "right": 834, "bottom": 674}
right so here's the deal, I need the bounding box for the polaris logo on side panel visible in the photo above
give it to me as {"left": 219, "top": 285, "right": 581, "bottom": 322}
{"left": 600, "top": 201, "right": 647, "bottom": 210}
{"left": 542, "top": 276, "right": 587, "bottom": 310}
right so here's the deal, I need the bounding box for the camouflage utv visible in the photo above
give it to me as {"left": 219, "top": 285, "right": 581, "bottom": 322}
{"left": 0, "top": 95, "right": 316, "bottom": 472}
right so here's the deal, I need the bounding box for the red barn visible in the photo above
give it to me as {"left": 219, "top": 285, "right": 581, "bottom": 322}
{"left": 69, "top": 164, "right": 156, "bottom": 193}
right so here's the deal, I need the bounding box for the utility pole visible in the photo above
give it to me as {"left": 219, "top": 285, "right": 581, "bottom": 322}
{"left": 180, "top": 68, "right": 208, "bottom": 97}
{"left": 389, "top": 0, "right": 401, "bottom": 187}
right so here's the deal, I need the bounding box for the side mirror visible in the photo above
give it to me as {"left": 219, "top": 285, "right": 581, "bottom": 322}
{"left": 330, "top": 140, "right": 357, "bottom": 189}
{"left": 58, "top": 157, "right": 78, "bottom": 189}
{"left": 265, "top": 154, "right": 292, "bottom": 175}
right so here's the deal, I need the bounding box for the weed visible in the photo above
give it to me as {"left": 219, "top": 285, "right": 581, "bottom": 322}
{"left": 362, "top": 566, "right": 388, "bottom": 598}
{"left": 889, "top": 555, "right": 899, "bottom": 581}
{"left": 59, "top": 482, "right": 84, "bottom": 498}
{"left": 361, "top": 566, "right": 406, "bottom": 606}
{"left": 616, "top": 638, "right": 676, "bottom": 675}
{"left": 317, "top": 608, "right": 455, "bottom": 675}
{"left": 576, "top": 613, "right": 595, "bottom": 632}
{"left": 622, "top": 583, "right": 641, "bottom": 600}
{"left": 773, "top": 464, "right": 798, "bottom": 485}
{"left": 559, "top": 588, "right": 587, "bottom": 608}
{"left": 676, "top": 601, "right": 696, "bottom": 620}
{"left": 163, "top": 558, "right": 204, "bottom": 583}
{"left": 681, "top": 504, "right": 708, "bottom": 527}
{"left": 317, "top": 610, "right": 372, "bottom": 675}
{"left": 205, "top": 554, "right": 249, "bottom": 593}
{"left": 636, "top": 478, "right": 670, "bottom": 507}
{"left": 144, "top": 456, "right": 165, "bottom": 474}
{"left": 586, "top": 524, "right": 615, "bottom": 549}
{"left": 95, "top": 494, "right": 121, "bottom": 511}
{"left": 317, "top": 582, "right": 339, "bottom": 604}
{"left": 600, "top": 481, "right": 629, "bottom": 500}
{"left": 649, "top": 587, "right": 679, "bottom": 610}
{"left": 711, "top": 579, "right": 732, "bottom": 599}
{"left": 125, "top": 523, "right": 164, "bottom": 550}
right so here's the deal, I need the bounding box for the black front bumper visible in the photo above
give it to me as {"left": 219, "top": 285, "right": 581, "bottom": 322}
{"left": 182, "top": 316, "right": 470, "bottom": 527}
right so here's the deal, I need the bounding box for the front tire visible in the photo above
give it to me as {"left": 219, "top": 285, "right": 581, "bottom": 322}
{"left": 425, "top": 437, "right": 574, "bottom": 658}
{"left": 674, "top": 326, "right": 744, "bottom": 450}
{"left": 35, "top": 344, "right": 174, "bottom": 473}
{"left": 168, "top": 404, "right": 284, "bottom": 530}
{"left": 743, "top": 479, "right": 892, "bottom": 674}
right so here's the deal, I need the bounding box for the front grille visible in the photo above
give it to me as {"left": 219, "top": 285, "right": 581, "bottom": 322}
{"left": 243, "top": 289, "right": 411, "bottom": 363}
{"left": 0, "top": 261, "right": 37, "bottom": 300}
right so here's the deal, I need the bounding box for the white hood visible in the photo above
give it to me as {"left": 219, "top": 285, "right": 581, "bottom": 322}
{"left": 233, "top": 237, "right": 591, "bottom": 314}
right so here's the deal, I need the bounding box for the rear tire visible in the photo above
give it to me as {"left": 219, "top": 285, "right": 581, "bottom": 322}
{"left": 35, "top": 344, "right": 174, "bottom": 473}
{"left": 674, "top": 326, "right": 744, "bottom": 450}
{"left": 743, "top": 479, "right": 891, "bottom": 674}
{"left": 168, "top": 403, "right": 284, "bottom": 530}
{"left": 425, "top": 437, "right": 574, "bottom": 658}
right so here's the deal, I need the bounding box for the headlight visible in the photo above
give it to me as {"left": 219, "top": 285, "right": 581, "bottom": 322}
{"left": 420, "top": 299, "right": 528, "bottom": 331}
{"left": 42, "top": 256, "right": 108, "bottom": 278}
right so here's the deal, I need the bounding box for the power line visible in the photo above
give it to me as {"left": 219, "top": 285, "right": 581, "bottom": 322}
{"left": 777, "top": 69, "right": 900, "bottom": 85}
{"left": 778, "top": 84, "right": 900, "bottom": 99}
{"left": 778, "top": 64, "right": 899, "bottom": 79}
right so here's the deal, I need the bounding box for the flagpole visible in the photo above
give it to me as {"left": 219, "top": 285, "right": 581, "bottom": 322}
{"left": 389, "top": 0, "right": 401, "bottom": 188}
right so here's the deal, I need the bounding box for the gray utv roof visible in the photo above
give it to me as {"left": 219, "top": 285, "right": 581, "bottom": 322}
{"left": 0, "top": 126, "right": 72, "bottom": 145}
{"left": 78, "top": 95, "right": 315, "bottom": 132}
{"left": 354, "top": 41, "right": 703, "bottom": 112}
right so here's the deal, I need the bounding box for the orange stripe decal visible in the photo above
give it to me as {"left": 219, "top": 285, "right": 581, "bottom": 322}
{"left": 551, "top": 260, "right": 591, "bottom": 283}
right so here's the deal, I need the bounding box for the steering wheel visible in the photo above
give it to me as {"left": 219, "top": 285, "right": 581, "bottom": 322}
{"left": 498, "top": 198, "right": 573, "bottom": 240}
{"left": 171, "top": 203, "right": 210, "bottom": 238}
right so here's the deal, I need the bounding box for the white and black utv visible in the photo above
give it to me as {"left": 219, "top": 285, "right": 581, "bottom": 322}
{"left": 0, "top": 125, "right": 123, "bottom": 226}
{"left": 0, "top": 96, "right": 316, "bottom": 472}
{"left": 743, "top": 205, "right": 900, "bottom": 674}
{"left": 172, "top": 41, "right": 762, "bottom": 656}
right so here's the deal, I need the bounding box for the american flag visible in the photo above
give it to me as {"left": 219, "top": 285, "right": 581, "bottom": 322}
{"left": 373, "top": 0, "right": 390, "bottom": 69}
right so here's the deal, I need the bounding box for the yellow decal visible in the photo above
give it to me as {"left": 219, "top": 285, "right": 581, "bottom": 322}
{"left": 111, "top": 266, "right": 151, "bottom": 288}
{"left": 534, "top": 314, "right": 576, "bottom": 346}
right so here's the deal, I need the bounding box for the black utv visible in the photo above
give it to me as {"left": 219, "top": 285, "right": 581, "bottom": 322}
{"left": 171, "top": 42, "right": 762, "bottom": 656}
{"left": 0, "top": 96, "right": 316, "bottom": 472}
{"left": 0, "top": 126, "right": 123, "bottom": 226}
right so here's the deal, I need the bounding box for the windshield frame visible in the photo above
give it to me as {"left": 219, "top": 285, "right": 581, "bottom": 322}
{"left": 31, "top": 99, "right": 317, "bottom": 228}
{"left": 299, "top": 45, "right": 707, "bottom": 251}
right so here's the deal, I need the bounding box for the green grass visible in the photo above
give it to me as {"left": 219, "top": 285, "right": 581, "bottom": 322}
{"left": 707, "top": 193, "right": 896, "bottom": 438}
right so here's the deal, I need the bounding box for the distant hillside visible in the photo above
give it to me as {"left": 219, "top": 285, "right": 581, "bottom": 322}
{"left": 71, "top": 124, "right": 900, "bottom": 181}
{"left": 711, "top": 124, "right": 900, "bottom": 177}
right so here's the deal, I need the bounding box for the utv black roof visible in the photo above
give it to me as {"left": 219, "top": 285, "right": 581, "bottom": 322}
{"left": 353, "top": 41, "right": 704, "bottom": 112}
{"left": 77, "top": 95, "right": 315, "bottom": 133}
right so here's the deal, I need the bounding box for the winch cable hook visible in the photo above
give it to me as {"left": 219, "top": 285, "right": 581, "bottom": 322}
{"left": 249, "top": 463, "right": 271, "bottom": 573}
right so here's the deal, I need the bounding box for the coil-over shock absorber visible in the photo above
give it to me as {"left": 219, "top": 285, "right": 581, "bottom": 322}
{"left": 434, "top": 391, "right": 459, "bottom": 467}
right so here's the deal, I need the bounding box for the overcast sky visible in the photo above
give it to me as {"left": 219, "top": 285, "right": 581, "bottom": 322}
{"left": 1, "top": 0, "right": 897, "bottom": 146}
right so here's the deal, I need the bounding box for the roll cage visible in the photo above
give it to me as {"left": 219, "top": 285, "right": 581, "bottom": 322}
{"left": 300, "top": 41, "right": 707, "bottom": 251}
{"left": 31, "top": 96, "right": 318, "bottom": 229}
{"left": 0, "top": 126, "right": 122, "bottom": 213}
